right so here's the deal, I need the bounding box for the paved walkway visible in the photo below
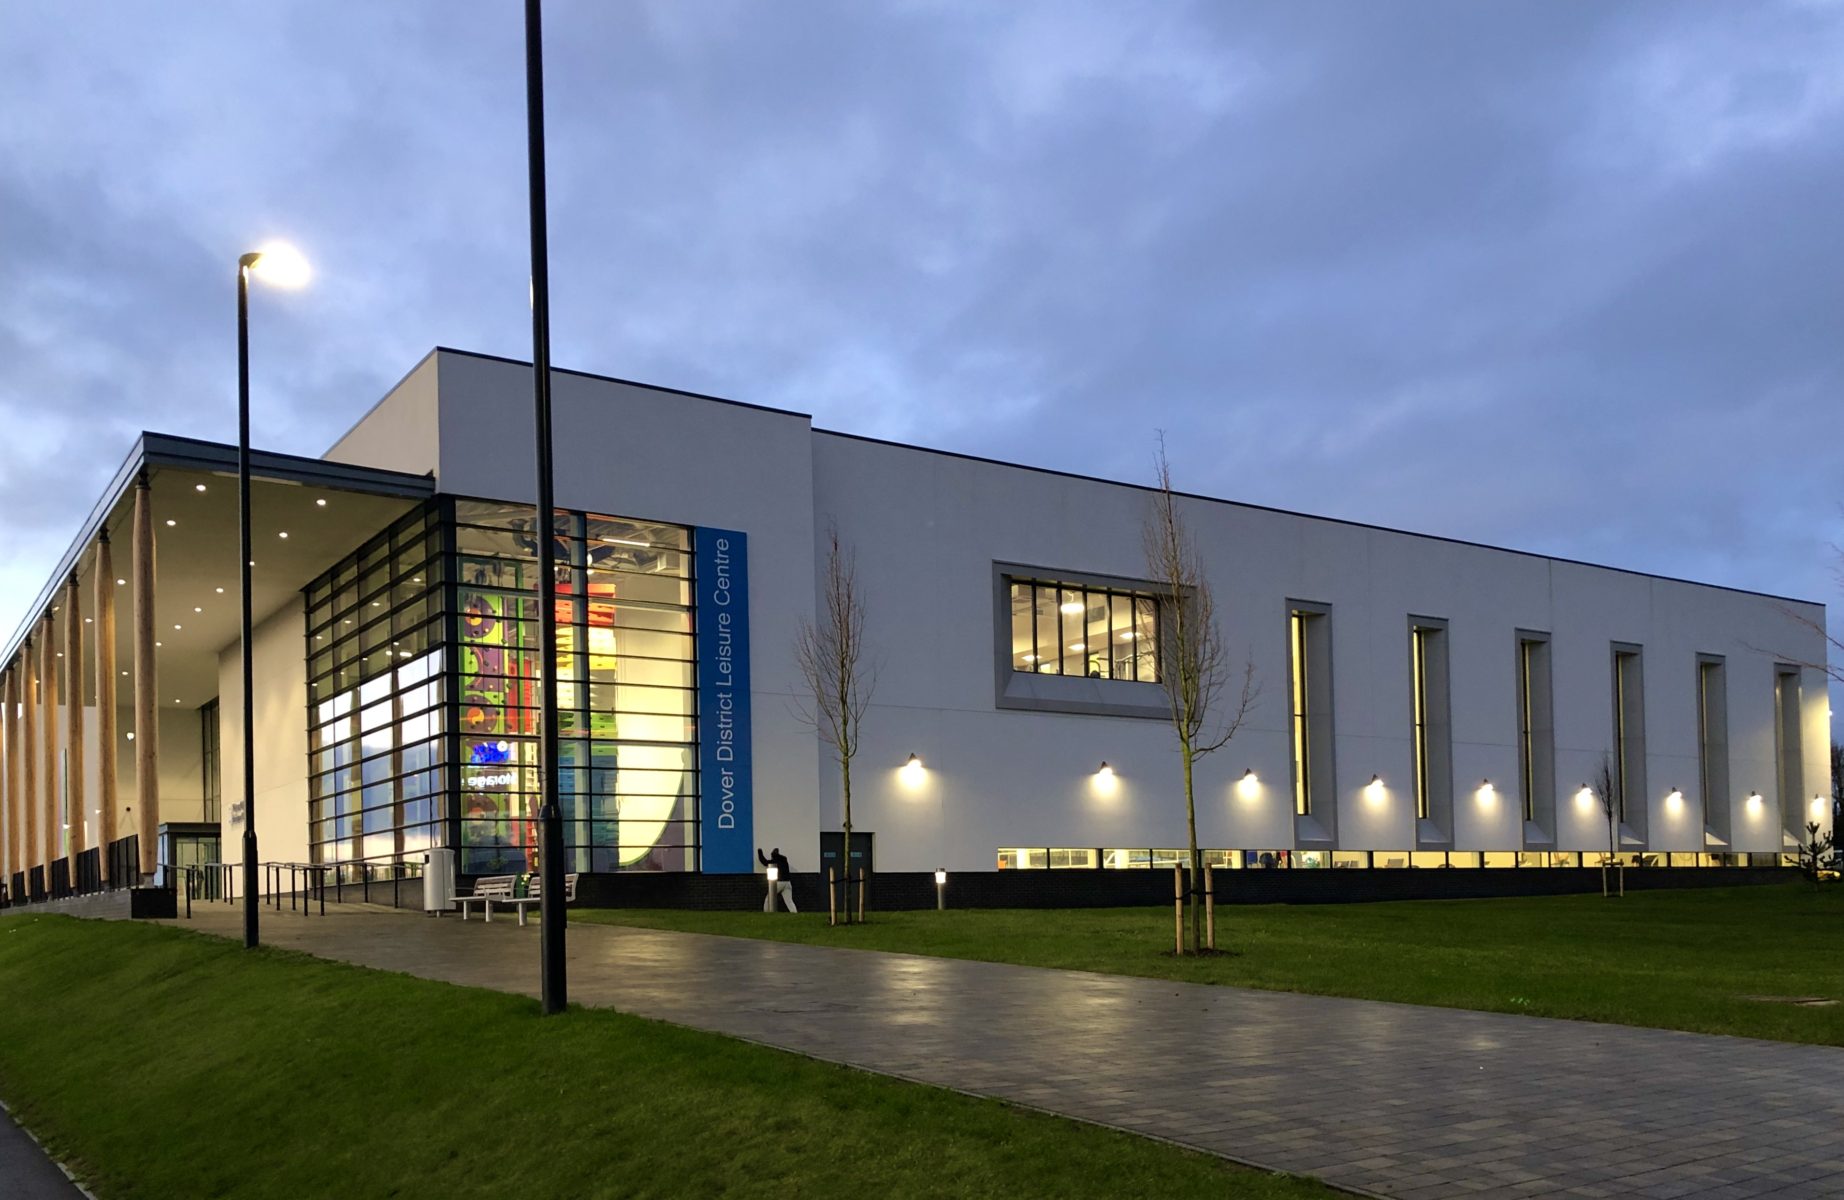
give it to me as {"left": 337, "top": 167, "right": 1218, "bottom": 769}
{"left": 0, "top": 1104, "right": 88, "bottom": 1199}
{"left": 164, "top": 904, "right": 1844, "bottom": 1199}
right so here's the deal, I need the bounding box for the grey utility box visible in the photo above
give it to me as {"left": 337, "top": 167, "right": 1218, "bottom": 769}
{"left": 423, "top": 848, "right": 456, "bottom": 915}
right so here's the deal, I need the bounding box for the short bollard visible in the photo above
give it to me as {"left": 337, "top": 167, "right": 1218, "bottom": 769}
{"left": 858, "top": 871, "right": 867, "bottom": 923}
{"left": 1205, "top": 864, "right": 1216, "bottom": 951}
{"left": 1173, "top": 864, "right": 1184, "bottom": 955}
{"left": 765, "top": 864, "right": 780, "bottom": 912}
{"left": 934, "top": 867, "right": 946, "bottom": 911}
{"left": 827, "top": 867, "right": 837, "bottom": 926}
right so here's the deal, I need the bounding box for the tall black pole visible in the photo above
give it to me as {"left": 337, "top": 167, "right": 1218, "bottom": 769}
{"left": 525, "top": 0, "right": 567, "bottom": 1015}
{"left": 237, "top": 253, "right": 260, "bottom": 950}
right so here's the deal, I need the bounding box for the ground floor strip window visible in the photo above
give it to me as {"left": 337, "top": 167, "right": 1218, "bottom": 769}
{"left": 995, "top": 847, "right": 1787, "bottom": 869}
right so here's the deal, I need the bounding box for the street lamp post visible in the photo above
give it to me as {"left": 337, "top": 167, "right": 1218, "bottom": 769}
{"left": 524, "top": 0, "right": 567, "bottom": 1015}
{"left": 236, "top": 244, "right": 308, "bottom": 950}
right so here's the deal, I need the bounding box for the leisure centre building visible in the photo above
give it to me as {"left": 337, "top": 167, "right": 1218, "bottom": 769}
{"left": 0, "top": 348, "right": 1832, "bottom": 900}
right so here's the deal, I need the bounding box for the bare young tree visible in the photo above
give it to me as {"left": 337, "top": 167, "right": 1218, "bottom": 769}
{"left": 1144, "top": 438, "right": 1258, "bottom": 953}
{"left": 794, "top": 524, "right": 876, "bottom": 922}
{"left": 1593, "top": 754, "right": 1622, "bottom": 898}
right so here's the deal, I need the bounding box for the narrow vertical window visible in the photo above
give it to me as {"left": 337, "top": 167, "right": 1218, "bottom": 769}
{"left": 1697, "top": 656, "right": 1728, "bottom": 841}
{"left": 1287, "top": 603, "right": 1334, "bottom": 830}
{"left": 1408, "top": 618, "right": 1451, "bottom": 837}
{"left": 1773, "top": 665, "right": 1803, "bottom": 835}
{"left": 1412, "top": 627, "right": 1431, "bottom": 820}
{"left": 1517, "top": 642, "right": 1535, "bottom": 820}
{"left": 1611, "top": 645, "right": 1647, "bottom": 838}
{"left": 1290, "top": 611, "right": 1311, "bottom": 816}
{"left": 1059, "top": 588, "right": 1086, "bottom": 678}
{"left": 1035, "top": 585, "right": 1059, "bottom": 675}
{"left": 1516, "top": 632, "right": 1554, "bottom": 833}
{"left": 1009, "top": 582, "right": 1034, "bottom": 672}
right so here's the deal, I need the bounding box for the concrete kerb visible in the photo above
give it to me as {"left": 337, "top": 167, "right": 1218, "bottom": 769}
{"left": 0, "top": 1096, "right": 98, "bottom": 1200}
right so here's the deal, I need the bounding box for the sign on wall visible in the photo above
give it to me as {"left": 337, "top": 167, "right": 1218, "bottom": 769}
{"left": 695, "top": 527, "right": 753, "bottom": 872}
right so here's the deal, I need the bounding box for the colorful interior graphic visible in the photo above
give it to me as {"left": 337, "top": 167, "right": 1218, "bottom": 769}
{"left": 455, "top": 514, "right": 694, "bottom": 875}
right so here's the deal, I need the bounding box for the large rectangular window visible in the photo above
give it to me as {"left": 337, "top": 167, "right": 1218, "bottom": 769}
{"left": 1516, "top": 632, "right": 1554, "bottom": 831}
{"left": 452, "top": 500, "right": 696, "bottom": 876}
{"left": 1697, "top": 656, "right": 1729, "bottom": 841}
{"left": 1288, "top": 604, "right": 1334, "bottom": 821}
{"left": 304, "top": 499, "right": 698, "bottom": 877}
{"left": 1612, "top": 644, "right": 1647, "bottom": 838}
{"left": 1007, "top": 577, "right": 1157, "bottom": 682}
{"left": 1409, "top": 618, "right": 1451, "bottom": 830}
{"left": 1773, "top": 665, "right": 1803, "bottom": 836}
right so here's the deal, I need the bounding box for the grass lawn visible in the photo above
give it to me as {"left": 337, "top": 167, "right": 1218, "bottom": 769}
{"left": 0, "top": 915, "right": 1334, "bottom": 1200}
{"left": 577, "top": 884, "right": 1844, "bottom": 1046}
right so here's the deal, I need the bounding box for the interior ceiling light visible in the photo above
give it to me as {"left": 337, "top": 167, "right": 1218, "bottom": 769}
{"left": 315, "top": 498, "right": 328, "bottom": 507}
{"left": 1059, "top": 600, "right": 1084, "bottom": 614}
{"left": 165, "top": 519, "right": 177, "bottom": 527}
{"left": 215, "top": 587, "right": 224, "bottom": 594}
{"left": 278, "top": 531, "right": 289, "bottom": 539}
{"left": 195, "top": 483, "right": 207, "bottom": 492}
{"left": 193, "top": 606, "right": 202, "bottom": 613}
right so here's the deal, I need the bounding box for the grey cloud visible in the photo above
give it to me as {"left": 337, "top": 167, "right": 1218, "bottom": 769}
{"left": 0, "top": 0, "right": 1839, "bottom": 698}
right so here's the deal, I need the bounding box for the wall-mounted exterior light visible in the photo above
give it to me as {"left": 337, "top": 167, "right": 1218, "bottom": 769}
{"left": 1097, "top": 762, "right": 1113, "bottom": 779}
{"left": 1665, "top": 788, "right": 1684, "bottom": 813}
{"left": 1092, "top": 761, "right": 1119, "bottom": 796}
{"left": 900, "top": 753, "right": 926, "bottom": 786}
{"left": 1575, "top": 784, "right": 1595, "bottom": 809}
{"left": 1365, "top": 775, "right": 1386, "bottom": 804}
{"left": 1746, "top": 791, "right": 1764, "bottom": 813}
{"left": 1477, "top": 779, "right": 1496, "bottom": 803}
{"left": 1236, "top": 768, "right": 1259, "bottom": 799}
{"left": 1812, "top": 796, "right": 1828, "bottom": 820}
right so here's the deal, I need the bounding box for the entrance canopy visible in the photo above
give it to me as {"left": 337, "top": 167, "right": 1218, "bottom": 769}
{"left": 2, "top": 432, "right": 434, "bottom": 700}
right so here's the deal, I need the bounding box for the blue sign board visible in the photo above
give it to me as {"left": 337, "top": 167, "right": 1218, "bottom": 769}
{"left": 694, "top": 527, "right": 753, "bottom": 872}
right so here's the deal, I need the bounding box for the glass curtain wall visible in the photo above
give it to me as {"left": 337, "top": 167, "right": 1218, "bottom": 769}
{"left": 451, "top": 500, "right": 696, "bottom": 875}
{"left": 305, "top": 504, "right": 446, "bottom": 875}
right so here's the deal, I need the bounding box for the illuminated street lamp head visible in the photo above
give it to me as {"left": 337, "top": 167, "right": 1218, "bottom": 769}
{"left": 242, "top": 242, "right": 311, "bottom": 288}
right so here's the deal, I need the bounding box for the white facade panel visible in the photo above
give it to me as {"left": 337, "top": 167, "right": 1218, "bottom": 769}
{"left": 313, "top": 350, "right": 1833, "bottom": 875}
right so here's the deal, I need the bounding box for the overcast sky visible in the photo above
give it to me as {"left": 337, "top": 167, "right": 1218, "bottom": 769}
{"left": 2, "top": 1, "right": 1839, "bottom": 716}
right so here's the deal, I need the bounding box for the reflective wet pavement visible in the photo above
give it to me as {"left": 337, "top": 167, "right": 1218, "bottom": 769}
{"left": 160, "top": 904, "right": 1844, "bottom": 1199}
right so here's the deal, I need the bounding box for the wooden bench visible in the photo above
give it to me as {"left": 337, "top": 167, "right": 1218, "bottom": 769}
{"left": 455, "top": 873, "right": 580, "bottom": 926}
{"left": 455, "top": 875, "right": 517, "bottom": 921}
{"left": 498, "top": 872, "right": 580, "bottom": 926}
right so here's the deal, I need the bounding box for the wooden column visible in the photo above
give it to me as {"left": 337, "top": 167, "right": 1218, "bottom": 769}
{"left": 40, "top": 616, "right": 58, "bottom": 884}
{"left": 132, "top": 475, "right": 160, "bottom": 882}
{"left": 94, "top": 534, "right": 119, "bottom": 885}
{"left": 65, "top": 575, "right": 85, "bottom": 887}
{"left": 2, "top": 666, "right": 13, "bottom": 882}
{"left": 6, "top": 667, "right": 22, "bottom": 882}
{"left": 21, "top": 643, "right": 37, "bottom": 884}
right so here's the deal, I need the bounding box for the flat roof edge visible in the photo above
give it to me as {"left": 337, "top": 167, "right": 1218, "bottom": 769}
{"left": 430, "top": 346, "right": 814, "bottom": 421}
{"left": 811, "top": 428, "right": 1828, "bottom": 611}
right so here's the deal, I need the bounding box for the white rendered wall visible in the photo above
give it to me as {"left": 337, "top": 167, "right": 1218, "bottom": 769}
{"left": 326, "top": 352, "right": 1832, "bottom": 875}
{"left": 219, "top": 596, "right": 310, "bottom": 885}
{"left": 812, "top": 432, "right": 1831, "bottom": 872}
{"left": 323, "top": 351, "right": 441, "bottom": 478}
